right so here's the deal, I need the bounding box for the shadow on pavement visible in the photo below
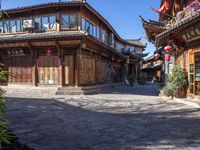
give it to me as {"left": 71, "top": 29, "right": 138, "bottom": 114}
{"left": 5, "top": 96, "right": 200, "bottom": 150}
{"left": 97, "top": 83, "right": 159, "bottom": 96}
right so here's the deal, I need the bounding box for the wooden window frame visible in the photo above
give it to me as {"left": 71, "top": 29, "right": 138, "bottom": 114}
{"left": 34, "top": 14, "right": 57, "bottom": 32}
{"left": 60, "top": 13, "right": 78, "bottom": 31}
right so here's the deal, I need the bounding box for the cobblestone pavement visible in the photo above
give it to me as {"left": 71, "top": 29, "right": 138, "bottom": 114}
{"left": 5, "top": 84, "right": 200, "bottom": 150}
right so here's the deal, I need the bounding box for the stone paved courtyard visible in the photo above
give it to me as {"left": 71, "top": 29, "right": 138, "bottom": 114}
{"left": 5, "top": 84, "right": 200, "bottom": 150}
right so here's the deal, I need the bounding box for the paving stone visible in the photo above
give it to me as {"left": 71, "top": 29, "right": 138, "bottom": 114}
{"left": 5, "top": 84, "right": 200, "bottom": 150}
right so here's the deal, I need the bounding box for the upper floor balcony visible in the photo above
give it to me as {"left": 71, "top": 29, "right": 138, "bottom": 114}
{"left": 162, "top": 0, "right": 200, "bottom": 29}
{"left": 0, "top": 1, "right": 146, "bottom": 57}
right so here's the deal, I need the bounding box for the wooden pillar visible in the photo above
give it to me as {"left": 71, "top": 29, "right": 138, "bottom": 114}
{"left": 34, "top": 49, "right": 38, "bottom": 86}
{"left": 60, "top": 49, "right": 65, "bottom": 87}
{"left": 28, "top": 43, "right": 38, "bottom": 86}
{"left": 75, "top": 48, "right": 80, "bottom": 86}
{"left": 55, "top": 41, "right": 64, "bottom": 86}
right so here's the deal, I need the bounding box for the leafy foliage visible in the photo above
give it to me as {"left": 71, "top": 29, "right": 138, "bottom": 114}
{"left": 162, "top": 65, "right": 188, "bottom": 98}
{"left": 0, "top": 66, "right": 12, "bottom": 148}
{"left": 163, "top": 82, "right": 176, "bottom": 97}
{"left": 137, "top": 73, "right": 147, "bottom": 85}
{"left": 127, "top": 74, "right": 136, "bottom": 86}
{"left": 156, "top": 82, "right": 165, "bottom": 92}
{"left": 168, "top": 65, "right": 188, "bottom": 88}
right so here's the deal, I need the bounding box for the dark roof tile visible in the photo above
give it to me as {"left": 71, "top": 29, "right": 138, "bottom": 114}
{"left": 0, "top": 31, "right": 86, "bottom": 42}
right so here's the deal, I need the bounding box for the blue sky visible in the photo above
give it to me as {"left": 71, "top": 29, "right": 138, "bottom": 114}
{"left": 2, "top": 0, "right": 160, "bottom": 56}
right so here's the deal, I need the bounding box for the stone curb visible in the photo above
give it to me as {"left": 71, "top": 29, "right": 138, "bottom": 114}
{"left": 160, "top": 94, "right": 200, "bottom": 108}
{"left": 174, "top": 98, "right": 200, "bottom": 108}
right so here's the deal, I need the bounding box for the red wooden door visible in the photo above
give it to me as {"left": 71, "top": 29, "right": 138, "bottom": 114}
{"left": 5, "top": 56, "right": 33, "bottom": 83}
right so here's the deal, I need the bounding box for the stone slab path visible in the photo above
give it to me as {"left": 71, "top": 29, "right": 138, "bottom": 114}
{"left": 5, "top": 84, "right": 200, "bottom": 150}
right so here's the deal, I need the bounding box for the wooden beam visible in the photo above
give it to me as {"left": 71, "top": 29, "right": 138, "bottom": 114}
{"left": 55, "top": 40, "right": 65, "bottom": 86}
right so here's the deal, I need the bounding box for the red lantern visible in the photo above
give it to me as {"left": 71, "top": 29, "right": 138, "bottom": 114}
{"left": 165, "top": 54, "right": 171, "bottom": 61}
{"left": 47, "top": 48, "right": 52, "bottom": 57}
{"left": 164, "top": 46, "right": 173, "bottom": 52}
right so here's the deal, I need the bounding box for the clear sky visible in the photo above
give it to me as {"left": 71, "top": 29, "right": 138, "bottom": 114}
{"left": 2, "top": 0, "right": 160, "bottom": 56}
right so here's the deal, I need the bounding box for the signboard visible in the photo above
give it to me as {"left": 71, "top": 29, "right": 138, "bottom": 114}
{"left": 181, "top": 22, "right": 200, "bottom": 41}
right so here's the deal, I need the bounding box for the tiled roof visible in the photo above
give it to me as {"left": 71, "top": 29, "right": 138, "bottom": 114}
{"left": 141, "top": 63, "right": 163, "bottom": 70}
{"left": 0, "top": 31, "right": 86, "bottom": 42}
{"left": 140, "top": 16, "right": 166, "bottom": 43}
{"left": 144, "top": 55, "right": 155, "bottom": 62}
{"left": 140, "top": 16, "right": 166, "bottom": 30}
{"left": 126, "top": 39, "right": 146, "bottom": 48}
{"left": 4, "top": 1, "right": 85, "bottom": 13}
{"left": 132, "top": 52, "right": 149, "bottom": 59}
{"left": 123, "top": 50, "right": 149, "bottom": 60}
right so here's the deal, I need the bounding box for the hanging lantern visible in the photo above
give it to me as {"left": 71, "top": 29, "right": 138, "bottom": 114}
{"left": 47, "top": 48, "right": 52, "bottom": 57}
{"left": 164, "top": 45, "right": 173, "bottom": 52}
{"left": 165, "top": 54, "right": 171, "bottom": 61}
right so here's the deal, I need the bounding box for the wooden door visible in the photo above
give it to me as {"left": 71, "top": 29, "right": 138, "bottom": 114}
{"left": 38, "top": 56, "right": 60, "bottom": 84}
{"left": 65, "top": 55, "right": 74, "bottom": 85}
{"left": 88, "top": 58, "right": 95, "bottom": 83}
{"left": 5, "top": 56, "right": 33, "bottom": 83}
{"left": 79, "top": 55, "right": 95, "bottom": 85}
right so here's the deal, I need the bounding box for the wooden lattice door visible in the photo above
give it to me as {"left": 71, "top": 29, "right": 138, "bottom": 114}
{"left": 38, "top": 56, "right": 60, "bottom": 84}
{"left": 65, "top": 55, "right": 74, "bottom": 85}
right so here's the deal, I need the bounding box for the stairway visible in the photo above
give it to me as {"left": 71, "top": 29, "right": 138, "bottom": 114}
{"left": 1, "top": 84, "right": 58, "bottom": 97}
{"left": 1, "top": 83, "right": 125, "bottom": 96}
{"left": 56, "top": 83, "right": 124, "bottom": 95}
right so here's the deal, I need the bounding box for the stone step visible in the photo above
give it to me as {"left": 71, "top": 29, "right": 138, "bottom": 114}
{"left": 56, "top": 88, "right": 105, "bottom": 95}
{"left": 5, "top": 89, "right": 57, "bottom": 96}
{"left": 1, "top": 86, "right": 58, "bottom": 96}
{"left": 55, "top": 91, "right": 84, "bottom": 95}
{"left": 56, "top": 83, "right": 125, "bottom": 95}
{"left": 57, "top": 84, "right": 114, "bottom": 91}
{"left": 1, "top": 83, "right": 125, "bottom": 96}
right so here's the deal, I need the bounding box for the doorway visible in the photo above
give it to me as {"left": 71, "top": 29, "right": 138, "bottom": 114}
{"left": 65, "top": 55, "right": 75, "bottom": 85}
{"left": 38, "top": 56, "right": 60, "bottom": 84}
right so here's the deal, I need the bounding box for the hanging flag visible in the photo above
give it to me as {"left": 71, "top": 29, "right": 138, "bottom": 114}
{"left": 150, "top": 0, "right": 170, "bottom": 14}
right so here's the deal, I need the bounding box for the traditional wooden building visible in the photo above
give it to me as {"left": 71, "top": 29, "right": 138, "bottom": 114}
{"left": 141, "top": 48, "right": 163, "bottom": 82}
{"left": 0, "top": 0, "right": 146, "bottom": 87}
{"left": 141, "top": 0, "right": 200, "bottom": 98}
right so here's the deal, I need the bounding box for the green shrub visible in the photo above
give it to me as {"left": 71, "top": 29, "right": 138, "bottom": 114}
{"left": 127, "top": 75, "right": 136, "bottom": 86}
{"left": 164, "top": 82, "right": 176, "bottom": 97}
{"left": 162, "top": 65, "right": 188, "bottom": 98}
{"left": 0, "top": 66, "right": 12, "bottom": 148}
{"left": 169, "top": 66, "right": 188, "bottom": 88}
{"left": 156, "top": 82, "right": 165, "bottom": 92}
{"left": 137, "top": 73, "right": 147, "bottom": 85}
